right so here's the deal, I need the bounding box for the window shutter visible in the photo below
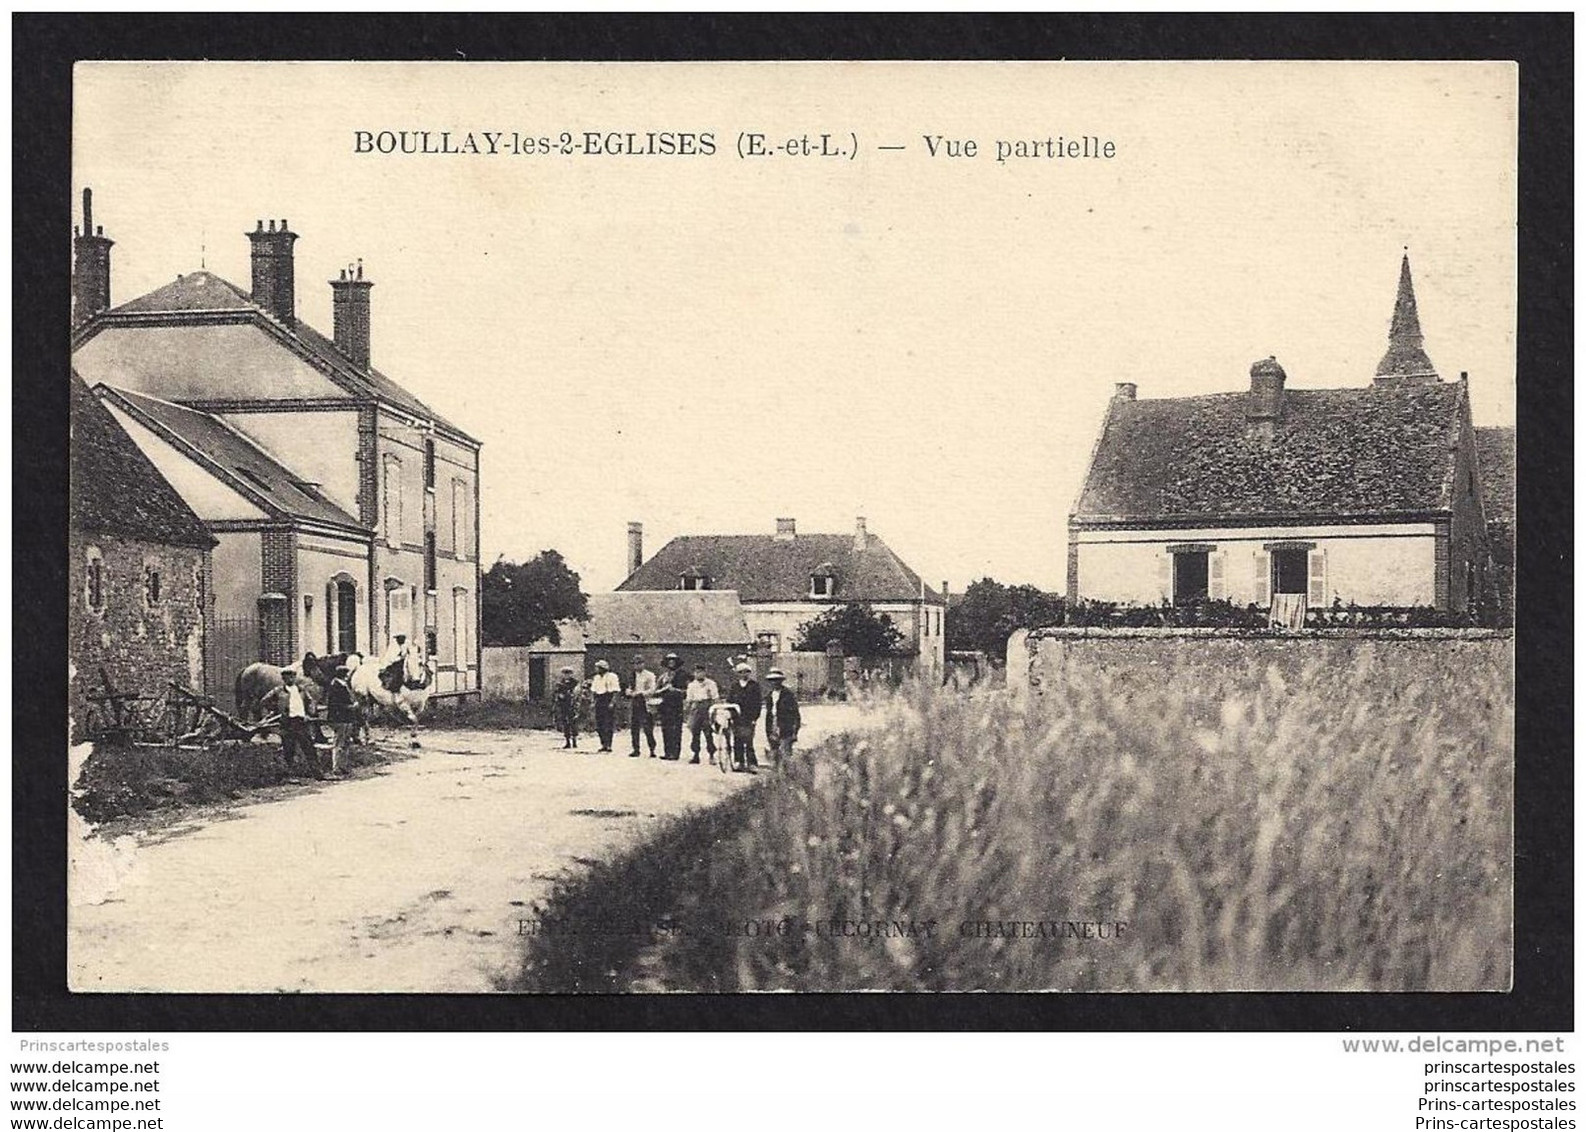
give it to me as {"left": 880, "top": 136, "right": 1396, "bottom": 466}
{"left": 1209, "top": 551, "right": 1227, "bottom": 600}
{"left": 1253, "top": 551, "right": 1270, "bottom": 607}
{"left": 1307, "top": 548, "right": 1327, "bottom": 607}
{"left": 326, "top": 582, "right": 336, "bottom": 653}
{"left": 1155, "top": 553, "right": 1171, "bottom": 601}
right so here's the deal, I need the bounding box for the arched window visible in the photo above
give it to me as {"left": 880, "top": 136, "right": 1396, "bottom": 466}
{"left": 84, "top": 546, "right": 105, "bottom": 613}
{"left": 384, "top": 577, "right": 413, "bottom": 647}
{"left": 331, "top": 576, "right": 358, "bottom": 655}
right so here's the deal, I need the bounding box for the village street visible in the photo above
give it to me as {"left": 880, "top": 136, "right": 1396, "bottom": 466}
{"left": 69, "top": 704, "right": 859, "bottom": 993}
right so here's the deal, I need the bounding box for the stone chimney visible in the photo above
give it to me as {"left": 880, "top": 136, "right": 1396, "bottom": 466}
{"left": 626, "top": 521, "right": 644, "bottom": 577}
{"left": 775, "top": 518, "right": 797, "bottom": 541}
{"left": 330, "top": 259, "right": 374, "bottom": 368}
{"left": 1113, "top": 381, "right": 1137, "bottom": 401}
{"left": 248, "top": 218, "right": 299, "bottom": 324}
{"left": 72, "top": 187, "right": 113, "bottom": 327}
{"left": 1247, "top": 356, "right": 1287, "bottom": 432}
{"left": 854, "top": 516, "right": 869, "bottom": 551}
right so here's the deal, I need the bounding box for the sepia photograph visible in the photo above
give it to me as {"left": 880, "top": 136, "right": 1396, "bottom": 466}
{"left": 61, "top": 59, "right": 1518, "bottom": 997}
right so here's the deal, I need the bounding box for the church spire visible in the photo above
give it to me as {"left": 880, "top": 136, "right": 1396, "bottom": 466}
{"left": 1374, "top": 251, "right": 1439, "bottom": 384}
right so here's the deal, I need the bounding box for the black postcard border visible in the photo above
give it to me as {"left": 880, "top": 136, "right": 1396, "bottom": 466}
{"left": 13, "top": 13, "right": 1572, "bottom": 1033}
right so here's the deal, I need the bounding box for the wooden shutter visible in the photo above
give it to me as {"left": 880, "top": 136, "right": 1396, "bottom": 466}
{"left": 1307, "top": 548, "right": 1328, "bottom": 607}
{"left": 326, "top": 582, "right": 336, "bottom": 654}
{"left": 1209, "top": 551, "right": 1227, "bottom": 600}
{"left": 1155, "top": 552, "right": 1171, "bottom": 601}
{"left": 1253, "top": 551, "right": 1271, "bottom": 607}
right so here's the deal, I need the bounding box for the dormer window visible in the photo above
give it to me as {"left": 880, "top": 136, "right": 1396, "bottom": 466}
{"left": 679, "top": 566, "right": 709, "bottom": 592}
{"left": 810, "top": 563, "right": 837, "bottom": 598}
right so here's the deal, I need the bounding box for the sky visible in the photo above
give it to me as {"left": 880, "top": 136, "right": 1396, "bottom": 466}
{"left": 74, "top": 62, "right": 1517, "bottom": 593}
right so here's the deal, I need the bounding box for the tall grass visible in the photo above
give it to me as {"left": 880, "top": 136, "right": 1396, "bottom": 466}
{"left": 522, "top": 640, "right": 1513, "bottom": 992}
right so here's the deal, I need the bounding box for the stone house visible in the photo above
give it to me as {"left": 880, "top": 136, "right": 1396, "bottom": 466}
{"left": 69, "top": 190, "right": 483, "bottom": 697}
{"left": 69, "top": 371, "right": 215, "bottom": 729}
{"left": 1068, "top": 256, "right": 1503, "bottom": 617}
{"left": 617, "top": 517, "right": 946, "bottom": 675}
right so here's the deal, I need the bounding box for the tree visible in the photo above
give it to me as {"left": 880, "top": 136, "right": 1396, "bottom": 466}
{"left": 792, "top": 602, "right": 907, "bottom": 656}
{"left": 480, "top": 551, "right": 589, "bottom": 647}
{"left": 945, "top": 578, "right": 1066, "bottom": 657}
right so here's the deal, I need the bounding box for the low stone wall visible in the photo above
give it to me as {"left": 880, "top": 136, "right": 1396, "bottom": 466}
{"left": 1007, "top": 626, "right": 1514, "bottom": 695}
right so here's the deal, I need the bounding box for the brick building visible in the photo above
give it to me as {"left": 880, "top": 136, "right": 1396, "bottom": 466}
{"left": 1068, "top": 255, "right": 1506, "bottom": 619}
{"left": 69, "top": 371, "right": 215, "bottom": 730}
{"left": 70, "top": 190, "right": 483, "bottom": 698}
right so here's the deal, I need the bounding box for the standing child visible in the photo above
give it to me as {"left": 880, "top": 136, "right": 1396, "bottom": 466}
{"left": 553, "top": 666, "right": 582, "bottom": 749}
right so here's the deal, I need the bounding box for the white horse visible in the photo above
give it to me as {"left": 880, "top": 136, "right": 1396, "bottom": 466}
{"left": 349, "top": 643, "right": 433, "bottom": 727}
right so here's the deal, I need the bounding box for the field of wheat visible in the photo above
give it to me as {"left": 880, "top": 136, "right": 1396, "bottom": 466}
{"left": 518, "top": 639, "right": 1513, "bottom": 993}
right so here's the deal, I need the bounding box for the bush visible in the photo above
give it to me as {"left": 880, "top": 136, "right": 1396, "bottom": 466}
{"left": 72, "top": 735, "right": 404, "bottom": 825}
{"left": 513, "top": 643, "right": 1513, "bottom": 991}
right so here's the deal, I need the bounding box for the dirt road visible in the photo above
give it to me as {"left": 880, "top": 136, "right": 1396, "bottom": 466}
{"left": 69, "top": 705, "right": 856, "bottom": 993}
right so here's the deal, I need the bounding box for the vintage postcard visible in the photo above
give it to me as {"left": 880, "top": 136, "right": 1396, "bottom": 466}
{"left": 66, "top": 60, "right": 1516, "bottom": 994}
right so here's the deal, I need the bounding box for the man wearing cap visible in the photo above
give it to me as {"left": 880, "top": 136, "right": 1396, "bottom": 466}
{"left": 726, "top": 663, "right": 763, "bottom": 772}
{"left": 263, "top": 667, "right": 324, "bottom": 780}
{"left": 684, "top": 664, "right": 722, "bottom": 765}
{"left": 552, "top": 665, "right": 583, "bottom": 750}
{"left": 625, "top": 654, "right": 658, "bottom": 758}
{"left": 763, "top": 669, "right": 802, "bottom": 769}
{"left": 325, "top": 662, "right": 361, "bottom": 776}
{"left": 589, "top": 659, "right": 622, "bottom": 753}
{"left": 655, "top": 654, "right": 689, "bottom": 760}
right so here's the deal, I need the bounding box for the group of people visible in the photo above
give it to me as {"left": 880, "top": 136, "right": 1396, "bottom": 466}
{"left": 262, "top": 663, "right": 363, "bottom": 781}
{"left": 550, "top": 653, "right": 801, "bottom": 772}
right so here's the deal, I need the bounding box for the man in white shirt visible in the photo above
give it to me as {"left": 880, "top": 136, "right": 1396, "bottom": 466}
{"left": 684, "top": 665, "right": 721, "bottom": 765}
{"left": 625, "top": 655, "right": 658, "bottom": 758}
{"left": 588, "top": 659, "right": 622, "bottom": 753}
{"left": 264, "top": 667, "right": 323, "bottom": 780}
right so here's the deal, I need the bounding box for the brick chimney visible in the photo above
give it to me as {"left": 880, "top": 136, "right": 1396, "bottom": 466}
{"left": 72, "top": 187, "right": 113, "bottom": 327}
{"left": 248, "top": 218, "right": 298, "bottom": 324}
{"left": 1113, "top": 381, "right": 1137, "bottom": 401}
{"left": 1247, "top": 356, "right": 1286, "bottom": 431}
{"left": 330, "top": 259, "right": 373, "bottom": 368}
{"left": 626, "top": 521, "right": 644, "bottom": 577}
{"left": 854, "top": 516, "right": 869, "bottom": 552}
{"left": 775, "top": 518, "right": 797, "bottom": 541}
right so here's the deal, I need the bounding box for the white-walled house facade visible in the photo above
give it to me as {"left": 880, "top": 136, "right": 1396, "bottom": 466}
{"left": 70, "top": 194, "right": 483, "bottom": 696}
{"left": 617, "top": 518, "right": 947, "bottom": 676}
{"left": 1068, "top": 256, "right": 1499, "bottom": 618}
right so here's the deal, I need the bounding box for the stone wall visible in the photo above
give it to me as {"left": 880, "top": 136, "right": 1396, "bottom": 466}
{"left": 69, "top": 530, "right": 209, "bottom": 736}
{"left": 1008, "top": 625, "right": 1514, "bottom": 698}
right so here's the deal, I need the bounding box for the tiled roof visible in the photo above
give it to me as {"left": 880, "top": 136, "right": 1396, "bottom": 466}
{"left": 618, "top": 532, "right": 940, "bottom": 603}
{"left": 111, "top": 272, "right": 257, "bottom": 312}
{"left": 97, "top": 386, "right": 368, "bottom": 533}
{"left": 86, "top": 271, "right": 475, "bottom": 442}
{"left": 1073, "top": 382, "right": 1468, "bottom": 524}
{"left": 1475, "top": 426, "right": 1515, "bottom": 527}
{"left": 584, "top": 591, "right": 751, "bottom": 646}
{"left": 70, "top": 371, "right": 214, "bottom": 548}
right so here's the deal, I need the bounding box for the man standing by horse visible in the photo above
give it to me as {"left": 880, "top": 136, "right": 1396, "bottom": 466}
{"left": 262, "top": 667, "right": 325, "bottom": 780}
{"left": 726, "top": 662, "right": 763, "bottom": 773}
